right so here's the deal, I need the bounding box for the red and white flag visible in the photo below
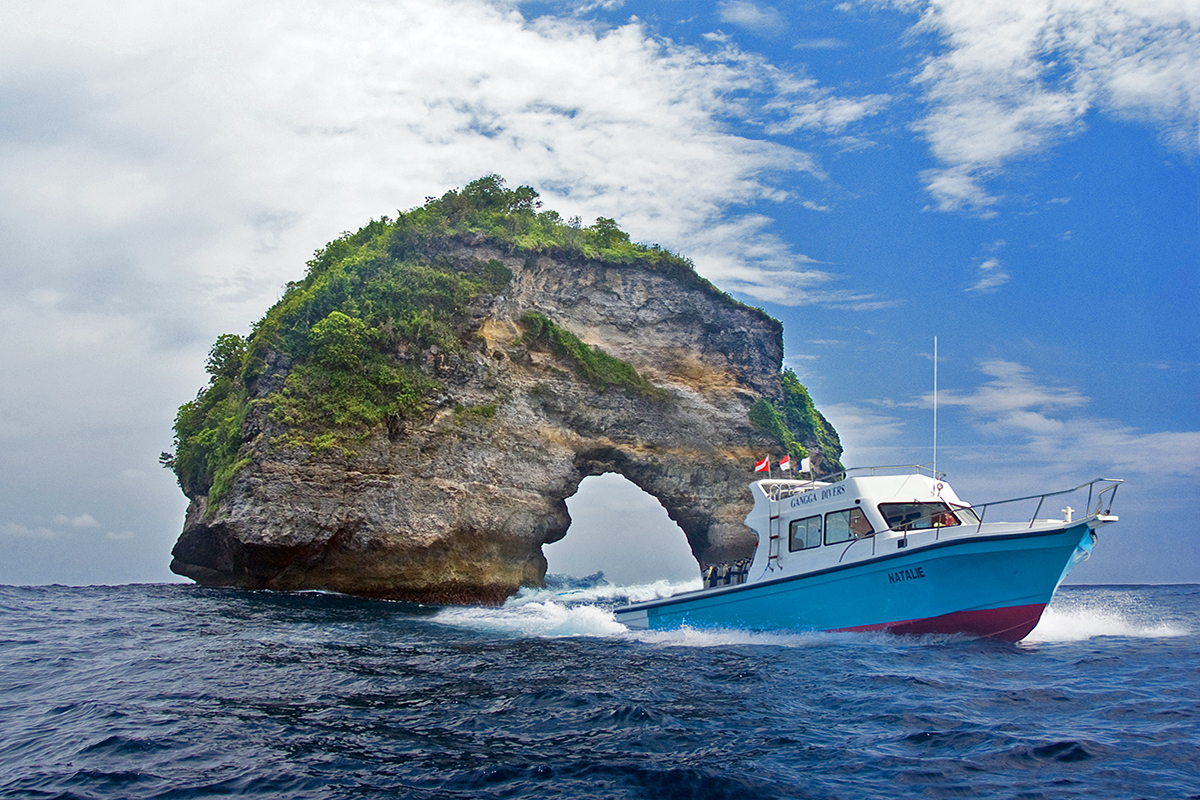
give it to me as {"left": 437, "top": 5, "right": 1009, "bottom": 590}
{"left": 778, "top": 455, "right": 791, "bottom": 471}
{"left": 753, "top": 456, "right": 770, "bottom": 472}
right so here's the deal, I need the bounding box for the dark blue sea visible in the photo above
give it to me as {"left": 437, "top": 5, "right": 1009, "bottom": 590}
{"left": 1, "top": 581, "right": 1197, "bottom": 800}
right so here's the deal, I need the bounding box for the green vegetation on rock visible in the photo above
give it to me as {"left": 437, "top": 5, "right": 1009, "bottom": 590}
{"left": 169, "top": 369, "right": 248, "bottom": 502}
{"left": 269, "top": 310, "right": 438, "bottom": 435}
{"left": 750, "top": 369, "right": 844, "bottom": 473}
{"left": 518, "top": 311, "right": 665, "bottom": 397}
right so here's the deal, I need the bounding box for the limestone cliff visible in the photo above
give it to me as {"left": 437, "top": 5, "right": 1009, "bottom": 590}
{"left": 166, "top": 176, "right": 843, "bottom": 603}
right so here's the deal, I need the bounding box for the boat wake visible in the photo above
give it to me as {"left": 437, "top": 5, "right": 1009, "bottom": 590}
{"left": 430, "top": 574, "right": 694, "bottom": 639}
{"left": 431, "top": 577, "right": 1193, "bottom": 646}
{"left": 431, "top": 574, "right": 943, "bottom": 647}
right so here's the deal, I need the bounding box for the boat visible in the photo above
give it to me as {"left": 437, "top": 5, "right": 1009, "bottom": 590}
{"left": 613, "top": 466, "right": 1122, "bottom": 642}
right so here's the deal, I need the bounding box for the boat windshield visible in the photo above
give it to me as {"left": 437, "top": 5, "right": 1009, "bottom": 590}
{"left": 878, "top": 502, "right": 965, "bottom": 532}
{"left": 951, "top": 505, "right": 981, "bottom": 525}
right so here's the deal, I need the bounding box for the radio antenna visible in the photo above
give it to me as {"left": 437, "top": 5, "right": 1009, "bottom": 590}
{"left": 933, "top": 335, "right": 938, "bottom": 479}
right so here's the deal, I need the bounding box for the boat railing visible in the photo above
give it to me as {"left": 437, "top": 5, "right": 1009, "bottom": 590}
{"left": 884, "top": 477, "right": 1123, "bottom": 544}
{"left": 759, "top": 479, "right": 827, "bottom": 501}
{"left": 760, "top": 463, "right": 944, "bottom": 501}
{"left": 967, "top": 477, "right": 1124, "bottom": 534}
{"left": 838, "top": 533, "right": 875, "bottom": 563}
{"left": 833, "top": 463, "right": 946, "bottom": 482}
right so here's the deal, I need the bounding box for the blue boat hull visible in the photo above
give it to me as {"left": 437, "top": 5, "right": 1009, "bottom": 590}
{"left": 617, "top": 523, "right": 1095, "bottom": 642}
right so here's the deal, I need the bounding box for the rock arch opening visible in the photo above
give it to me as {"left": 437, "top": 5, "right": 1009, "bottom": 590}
{"left": 544, "top": 473, "right": 700, "bottom": 585}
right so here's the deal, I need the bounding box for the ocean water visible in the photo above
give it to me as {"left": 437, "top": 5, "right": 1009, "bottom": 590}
{"left": 1, "top": 582, "right": 1197, "bottom": 800}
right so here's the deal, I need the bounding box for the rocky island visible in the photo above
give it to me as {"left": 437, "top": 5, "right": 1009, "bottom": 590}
{"left": 164, "top": 176, "right": 842, "bottom": 604}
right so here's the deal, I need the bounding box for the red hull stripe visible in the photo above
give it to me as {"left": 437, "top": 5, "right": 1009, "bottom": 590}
{"left": 835, "top": 603, "right": 1048, "bottom": 643}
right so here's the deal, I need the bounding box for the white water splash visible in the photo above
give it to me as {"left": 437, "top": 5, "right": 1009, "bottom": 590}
{"left": 430, "top": 577, "right": 703, "bottom": 639}
{"left": 1026, "top": 591, "right": 1191, "bottom": 642}
{"left": 431, "top": 576, "right": 891, "bottom": 647}
{"left": 629, "top": 625, "right": 871, "bottom": 649}
{"left": 433, "top": 600, "right": 630, "bottom": 638}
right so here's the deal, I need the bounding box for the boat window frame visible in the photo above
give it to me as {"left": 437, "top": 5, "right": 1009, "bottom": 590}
{"left": 824, "top": 507, "right": 874, "bottom": 545}
{"left": 877, "top": 501, "right": 962, "bottom": 532}
{"left": 788, "top": 514, "right": 822, "bottom": 552}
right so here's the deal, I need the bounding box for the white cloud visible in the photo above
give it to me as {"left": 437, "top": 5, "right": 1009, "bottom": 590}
{"left": 719, "top": 1, "right": 787, "bottom": 34}
{"left": 54, "top": 513, "right": 101, "bottom": 529}
{"left": 0, "top": 0, "right": 886, "bottom": 334}
{"left": 827, "top": 357, "right": 1200, "bottom": 507}
{"left": 764, "top": 89, "right": 891, "bottom": 136}
{"left": 794, "top": 38, "right": 846, "bottom": 50}
{"left": 683, "top": 213, "right": 895, "bottom": 307}
{"left": 547, "top": 0, "right": 627, "bottom": 13}
{"left": 0, "top": 0, "right": 895, "bottom": 466}
{"left": 933, "top": 359, "right": 1088, "bottom": 423}
{"left": 821, "top": 401, "right": 910, "bottom": 453}
{"left": 1, "top": 522, "right": 56, "bottom": 539}
{"left": 879, "top": 0, "right": 1200, "bottom": 213}
{"left": 925, "top": 359, "right": 1200, "bottom": 478}
{"left": 966, "top": 257, "right": 1011, "bottom": 292}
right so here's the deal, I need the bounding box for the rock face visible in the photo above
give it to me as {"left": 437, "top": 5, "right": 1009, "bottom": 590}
{"left": 168, "top": 180, "right": 841, "bottom": 604}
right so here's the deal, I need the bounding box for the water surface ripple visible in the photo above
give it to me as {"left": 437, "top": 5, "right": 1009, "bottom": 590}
{"left": 1, "top": 583, "right": 1197, "bottom": 799}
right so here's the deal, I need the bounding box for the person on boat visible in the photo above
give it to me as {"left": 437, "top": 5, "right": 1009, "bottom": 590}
{"left": 934, "top": 510, "right": 959, "bottom": 527}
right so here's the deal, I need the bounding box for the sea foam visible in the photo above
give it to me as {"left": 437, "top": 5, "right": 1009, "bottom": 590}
{"left": 1026, "top": 589, "right": 1192, "bottom": 642}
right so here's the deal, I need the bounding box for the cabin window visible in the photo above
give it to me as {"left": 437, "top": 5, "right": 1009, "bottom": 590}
{"left": 789, "top": 515, "right": 822, "bottom": 551}
{"left": 878, "top": 502, "right": 961, "bottom": 532}
{"left": 825, "top": 508, "right": 873, "bottom": 545}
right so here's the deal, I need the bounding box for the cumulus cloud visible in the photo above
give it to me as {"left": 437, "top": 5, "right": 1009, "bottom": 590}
{"left": 763, "top": 87, "right": 891, "bottom": 136}
{"left": 880, "top": 0, "right": 1200, "bottom": 213}
{"left": 0, "top": 0, "right": 883, "bottom": 346}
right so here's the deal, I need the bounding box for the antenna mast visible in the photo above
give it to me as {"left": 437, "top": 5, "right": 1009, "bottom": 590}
{"left": 933, "top": 336, "right": 938, "bottom": 479}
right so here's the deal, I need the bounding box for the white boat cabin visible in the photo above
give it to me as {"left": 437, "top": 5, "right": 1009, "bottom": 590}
{"left": 742, "top": 468, "right": 988, "bottom": 583}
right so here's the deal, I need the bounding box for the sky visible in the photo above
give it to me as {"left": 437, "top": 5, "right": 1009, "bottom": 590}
{"left": 1, "top": 0, "right": 1196, "bottom": 587}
